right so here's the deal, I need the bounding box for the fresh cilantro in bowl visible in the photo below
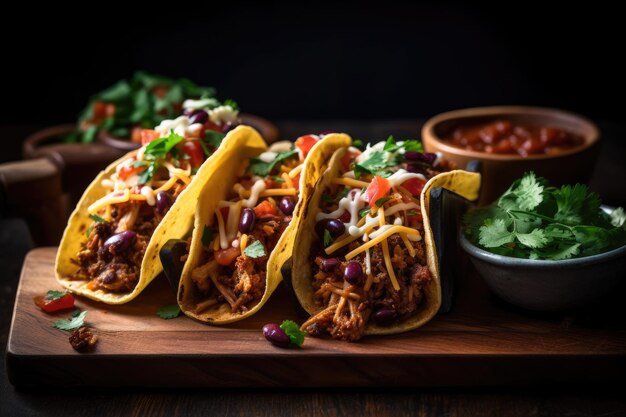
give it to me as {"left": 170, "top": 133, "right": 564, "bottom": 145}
{"left": 463, "top": 172, "right": 626, "bottom": 260}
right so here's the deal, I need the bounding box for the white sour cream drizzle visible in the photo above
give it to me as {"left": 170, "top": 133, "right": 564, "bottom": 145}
{"left": 316, "top": 190, "right": 364, "bottom": 230}
{"left": 386, "top": 169, "right": 426, "bottom": 187}
{"left": 141, "top": 186, "right": 156, "bottom": 206}
{"left": 347, "top": 202, "right": 419, "bottom": 237}
{"left": 259, "top": 151, "right": 277, "bottom": 163}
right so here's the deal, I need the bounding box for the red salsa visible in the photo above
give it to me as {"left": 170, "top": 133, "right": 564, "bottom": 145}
{"left": 444, "top": 120, "right": 584, "bottom": 156}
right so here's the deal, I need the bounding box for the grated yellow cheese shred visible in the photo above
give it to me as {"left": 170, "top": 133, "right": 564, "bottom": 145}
{"left": 400, "top": 233, "right": 416, "bottom": 257}
{"left": 240, "top": 234, "right": 248, "bottom": 252}
{"left": 237, "top": 188, "right": 297, "bottom": 198}
{"left": 381, "top": 238, "right": 400, "bottom": 291}
{"left": 288, "top": 164, "right": 303, "bottom": 178}
{"left": 332, "top": 177, "right": 370, "bottom": 189}
{"left": 88, "top": 189, "right": 130, "bottom": 214}
{"left": 344, "top": 226, "right": 421, "bottom": 260}
{"left": 155, "top": 176, "right": 179, "bottom": 193}
{"left": 281, "top": 172, "right": 294, "bottom": 188}
{"left": 215, "top": 207, "right": 227, "bottom": 249}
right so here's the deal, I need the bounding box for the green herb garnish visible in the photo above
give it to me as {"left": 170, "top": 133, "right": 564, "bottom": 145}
{"left": 46, "top": 290, "right": 67, "bottom": 301}
{"left": 137, "top": 162, "right": 157, "bottom": 185}
{"left": 244, "top": 240, "right": 266, "bottom": 258}
{"left": 464, "top": 172, "right": 626, "bottom": 260}
{"left": 375, "top": 197, "right": 392, "bottom": 207}
{"left": 359, "top": 207, "right": 371, "bottom": 218}
{"left": 321, "top": 194, "right": 334, "bottom": 204}
{"left": 157, "top": 305, "right": 181, "bottom": 320}
{"left": 280, "top": 320, "right": 306, "bottom": 347}
{"left": 53, "top": 310, "right": 87, "bottom": 331}
{"left": 323, "top": 229, "right": 333, "bottom": 247}
{"left": 338, "top": 187, "right": 351, "bottom": 199}
{"left": 406, "top": 210, "right": 418, "bottom": 217}
{"left": 201, "top": 225, "right": 213, "bottom": 246}
{"left": 89, "top": 214, "right": 107, "bottom": 223}
{"left": 204, "top": 130, "right": 226, "bottom": 149}
{"left": 248, "top": 149, "right": 298, "bottom": 176}
{"left": 272, "top": 176, "right": 285, "bottom": 183}
{"left": 143, "top": 130, "right": 185, "bottom": 160}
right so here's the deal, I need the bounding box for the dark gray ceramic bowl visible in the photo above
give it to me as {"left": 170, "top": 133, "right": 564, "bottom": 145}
{"left": 459, "top": 233, "right": 626, "bottom": 311}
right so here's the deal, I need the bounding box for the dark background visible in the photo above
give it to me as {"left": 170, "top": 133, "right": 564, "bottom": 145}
{"left": 2, "top": 3, "right": 625, "bottom": 127}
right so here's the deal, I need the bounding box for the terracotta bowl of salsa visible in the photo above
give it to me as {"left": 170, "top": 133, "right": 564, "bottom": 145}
{"left": 422, "top": 106, "right": 600, "bottom": 205}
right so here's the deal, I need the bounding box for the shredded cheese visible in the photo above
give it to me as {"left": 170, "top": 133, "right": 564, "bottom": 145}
{"left": 344, "top": 226, "right": 421, "bottom": 260}
{"left": 400, "top": 233, "right": 416, "bottom": 257}
{"left": 381, "top": 238, "right": 400, "bottom": 291}
{"left": 88, "top": 189, "right": 130, "bottom": 214}
{"left": 288, "top": 164, "right": 303, "bottom": 178}
{"left": 281, "top": 172, "right": 294, "bottom": 188}
{"left": 240, "top": 234, "right": 248, "bottom": 252}
{"left": 236, "top": 187, "right": 297, "bottom": 198}
{"left": 332, "top": 177, "right": 370, "bottom": 189}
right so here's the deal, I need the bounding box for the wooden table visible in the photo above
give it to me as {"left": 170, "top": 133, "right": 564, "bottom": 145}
{"left": 2, "top": 121, "right": 626, "bottom": 416}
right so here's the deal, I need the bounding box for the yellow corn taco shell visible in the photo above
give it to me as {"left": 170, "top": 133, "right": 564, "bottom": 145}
{"left": 55, "top": 125, "right": 262, "bottom": 304}
{"left": 292, "top": 147, "right": 481, "bottom": 335}
{"left": 178, "top": 133, "right": 352, "bottom": 324}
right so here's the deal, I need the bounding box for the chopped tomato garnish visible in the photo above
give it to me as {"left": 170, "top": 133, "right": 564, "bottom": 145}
{"left": 34, "top": 292, "right": 75, "bottom": 313}
{"left": 204, "top": 120, "right": 222, "bottom": 132}
{"left": 92, "top": 101, "right": 108, "bottom": 121}
{"left": 295, "top": 135, "right": 319, "bottom": 158}
{"left": 119, "top": 163, "right": 147, "bottom": 180}
{"left": 131, "top": 127, "right": 143, "bottom": 144}
{"left": 181, "top": 140, "right": 205, "bottom": 168}
{"left": 365, "top": 176, "right": 391, "bottom": 208}
{"left": 402, "top": 178, "right": 426, "bottom": 197}
{"left": 406, "top": 210, "right": 423, "bottom": 225}
{"left": 215, "top": 246, "right": 241, "bottom": 266}
{"left": 339, "top": 211, "right": 352, "bottom": 223}
{"left": 153, "top": 85, "right": 169, "bottom": 99}
{"left": 340, "top": 148, "right": 361, "bottom": 172}
{"left": 254, "top": 200, "right": 278, "bottom": 217}
{"left": 141, "top": 129, "right": 160, "bottom": 145}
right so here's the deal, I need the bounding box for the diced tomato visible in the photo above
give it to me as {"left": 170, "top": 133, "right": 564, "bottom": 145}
{"left": 141, "top": 129, "right": 161, "bottom": 145}
{"left": 295, "top": 135, "right": 319, "bottom": 158}
{"left": 365, "top": 176, "right": 391, "bottom": 208}
{"left": 105, "top": 103, "right": 116, "bottom": 117}
{"left": 402, "top": 178, "right": 426, "bottom": 197}
{"left": 34, "top": 292, "right": 75, "bottom": 313}
{"left": 131, "top": 127, "right": 143, "bottom": 144}
{"left": 215, "top": 246, "right": 241, "bottom": 266}
{"left": 339, "top": 211, "right": 351, "bottom": 223}
{"left": 292, "top": 173, "right": 301, "bottom": 190}
{"left": 204, "top": 120, "right": 222, "bottom": 132}
{"left": 92, "top": 101, "right": 108, "bottom": 121}
{"left": 406, "top": 210, "right": 423, "bottom": 225}
{"left": 153, "top": 85, "right": 169, "bottom": 99}
{"left": 340, "top": 148, "right": 361, "bottom": 172}
{"left": 181, "top": 140, "right": 205, "bottom": 168}
{"left": 254, "top": 200, "right": 278, "bottom": 217}
{"left": 119, "top": 163, "right": 147, "bottom": 180}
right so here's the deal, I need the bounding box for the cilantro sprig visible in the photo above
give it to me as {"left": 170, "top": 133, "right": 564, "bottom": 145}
{"left": 353, "top": 136, "right": 425, "bottom": 179}
{"left": 464, "top": 172, "right": 626, "bottom": 260}
{"left": 248, "top": 149, "right": 298, "bottom": 176}
{"left": 53, "top": 310, "right": 87, "bottom": 331}
{"left": 280, "top": 320, "right": 306, "bottom": 347}
{"left": 157, "top": 304, "right": 181, "bottom": 319}
{"left": 244, "top": 240, "right": 266, "bottom": 258}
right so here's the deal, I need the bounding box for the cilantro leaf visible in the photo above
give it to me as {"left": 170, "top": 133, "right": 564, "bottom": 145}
{"left": 352, "top": 139, "right": 364, "bottom": 149}
{"left": 89, "top": 214, "right": 107, "bottom": 223}
{"left": 359, "top": 207, "right": 371, "bottom": 218}
{"left": 53, "top": 310, "right": 87, "bottom": 331}
{"left": 383, "top": 135, "right": 399, "bottom": 152}
{"left": 143, "top": 131, "right": 185, "bottom": 160}
{"left": 610, "top": 207, "right": 626, "bottom": 228}
{"left": 204, "top": 130, "right": 226, "bottom": 149}
{"left": 248, "top": 149, "right": 298, "bottom": 176}
{"left": 406, "top": 210, "right": 418, "bottom": 216}
{"left": 244, "top": 240, "right": 266, "bottom": 258}
{"left": 354, "top": 150, "right": 386, "bottom": 179}
{"left": 137, "top": 162, "right": 157, "bottom": 185}
{"left": 499, "top": 172, "right": 544, "bottom": 212}
{"left": 272, "top": 176, "right": 285, "bottom": 183}
{"left": 516, "top": 229, "right": 549, "bottom": 249}
{"left": 201, "top": 225, "right": 213, "bottom": 246}
{"left": 46, "top": 290, "right": 67, "bottom": 301}
{"left": 479, "top": 219, "right": 514, "bottom": 248}
{"left": 157, "top": 304, "right": 181, "bottom": 319}
{"left": 70, "top": 309, "right": 83, "bottom": 318}
{"left": 223, "top": 99, "right": 239, "bottom": 111}
{"left": 323, "top": 229, "right": 333, "bottom": 246}
{"left": 338, "top": 187, "right": 351, "bottom": 199}
{"left": 280, "top": 320, "right": 306, "bottom": 347}
{"left": 375, "top": 197, "right": 392, "bottom": 207}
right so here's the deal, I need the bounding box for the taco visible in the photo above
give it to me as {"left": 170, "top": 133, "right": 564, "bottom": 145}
{"left": 292, "top": 137, "right": 481, "bottom": 341}
{"left": 55, "top": 116, "right": 262, "bottom": 304}
{"left": 178, "top": 133, "right": 351, "bottom": 324}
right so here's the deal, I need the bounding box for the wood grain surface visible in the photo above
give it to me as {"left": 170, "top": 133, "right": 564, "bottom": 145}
{"left": 7, "top": 247, "right": 626, "bottom": 388}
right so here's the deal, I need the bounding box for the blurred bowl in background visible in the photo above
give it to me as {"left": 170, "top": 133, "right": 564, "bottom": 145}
{"left": 422, "top": 106, "right": 600, "bottom": 205}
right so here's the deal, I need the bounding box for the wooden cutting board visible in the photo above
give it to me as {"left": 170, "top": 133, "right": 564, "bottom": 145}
{"left": 7, "top": 247, "right": 626, "bottom": 387}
